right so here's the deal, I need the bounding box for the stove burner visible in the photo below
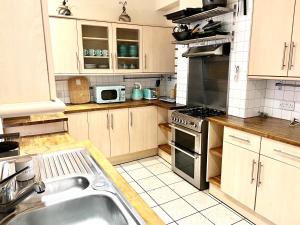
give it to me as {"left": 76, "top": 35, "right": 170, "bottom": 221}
{"left": 178, "top": 107, "right": 225, "bottom": 118}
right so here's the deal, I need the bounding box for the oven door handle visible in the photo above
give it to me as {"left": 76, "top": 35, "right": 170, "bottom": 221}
{"left": 169, "top": 124, "right": 199, "bottom": 137}
{"left": 169, "top": 141, "right": 199, "bottom": 159}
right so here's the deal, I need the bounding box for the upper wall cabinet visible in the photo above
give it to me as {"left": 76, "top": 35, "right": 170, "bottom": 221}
{"left": 77, "top": 21, "right": 113, "bottom": 74}
{"left": 248, "top": 0, "right": 297, "bottom": 78}
{"left": 143, "top": 26, "right": 175, "bottom": 73}
{"left": 49, "top": 18, "right": 79, "bottom": 74}
{"left": 0, "top": 0, "right": 55, "bottom": 104}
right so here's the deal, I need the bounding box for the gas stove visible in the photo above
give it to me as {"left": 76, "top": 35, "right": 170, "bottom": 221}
{"left": 171, "top": 106, "right": 225, "bottom": 132}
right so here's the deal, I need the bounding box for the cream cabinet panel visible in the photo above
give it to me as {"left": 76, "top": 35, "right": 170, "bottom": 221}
{"left": 67, "top": 113, "right": 89, "bottom": 141}
{"left": 110, "top": 108, "right": 130, "bottom": 157}
{"left": 221, "top": 142, "right": 259, "bottom": 209}
{"left": 249, "top": 0, "right": 295, "bottom": 77}
{"left": 88, "top": 111, "right": 111, "bottom": 157}
{"left": 255, "top": 155, "right": 300, "bottom": 225}
{"left": 129, "top": 106, "right": 158, "bottom": 152}
{"left": 49, "top": 18, "right": 79, "bottom": 74}
{"left": 0, "top": 0, "right": 52, "bottom": 104}
{"left": 289, "top": 1, "right": 300, "bottom": 77}
{"left": 143, "top": 26, "right": 175, "bottom": 73}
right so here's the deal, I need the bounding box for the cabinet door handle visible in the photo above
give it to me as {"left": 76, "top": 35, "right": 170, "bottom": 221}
{"left": 130, "top": 112, "right": 133, "bottom": 127}
{"left": 111, "top": 53, "right": 114, "bottom": 69}
{"left": 250, "top": 160, "right": 257, "bottom": 184}
{"left": 288, "top": 42, "right": 296, "bottom": 70}
{"left": 273, "top": 148, "right": 300, "bottom": 160}
{"left": 111, "top": 114, "right": 114, "bottom": 130}
{"left": 281, "top": 42, "right": 289, "bottom": 70}
{"left": 144, "top": 54, "right": 147, "bottom": 70}
{"left": 228, "top": 135, "right": 250, "bottom": 144}
{"left": 257, "top": 162, "right": 263, "bottom": 187}
{"left": 107, "top": 113, "right": 110, "bottom": 130}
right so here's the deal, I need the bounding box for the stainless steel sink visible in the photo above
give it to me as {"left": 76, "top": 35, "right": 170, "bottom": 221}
{"left": 0, "top": 149, "right": 146, "bottom": 225}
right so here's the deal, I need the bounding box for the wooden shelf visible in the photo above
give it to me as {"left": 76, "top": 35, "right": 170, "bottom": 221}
{"left": 159, "top": 123, "right": 171, "bottom": 132}
{"left": 210, "top": 146, "right": 222, "bottom": 158}
{"left": 208, "top": 175, "right": 221, "bottom": 188}
{"left": 84, "top": 56, "right": 109, "bottom": 59}
{"left": 158, "top": 144, "right": 171, "bottom": 155}
{"left": 83, "top": 37, "right": 108, "bottom": 41}
{"left": 118, "top": 57, "right": 139, "bottom": 59}
{"left": 173, "top": 7, "right": 234, "bottom": 24}
{"left": 117, "top": 39, "right": 139, "bottom": 43}
{"left": 172, "top": 35, "right": 232, "bottom": 45}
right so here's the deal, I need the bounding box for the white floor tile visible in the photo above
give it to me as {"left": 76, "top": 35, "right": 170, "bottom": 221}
{"left": 127, "top": 168, "right": 153, "bottom": 181}
{"left": 176, "top": 213, "right": 213, "bottom": 225}
{"left": 121, "top": 161, "right": 143, "bottom": 172}
{"left": 120, "top": 172, "right": 133, "bottom": 183}
{"left": 201, "top": 204, "right": 243, "bottom": 225}
{"left": 115, "top": 165, "right": 125, "bottom": 173}
{"left": 152, "top": 206, "right": 174, "bottom": 224}
{"left": 160, "top": 198, "right": 197, "bottom": 221}
{"left": 129, "top": 182, "right": 144, "bottom": 194}
{"left": 169, "top": 181, "right": 198, "bottom": 197}
{"left": 146, "top": 163, "right": 171, "bottom": 175}
{"left": 234, "top": 220, "right": 253, "bottom": 225}
{"left": 138, "top": 157, "right": 161, "bottom": 167}
{"left": 148, "top": 186, "right": 180, "bottom": 205}
{"left": 139, "top": 193, "right": 157, "bottom": 208}
{"left": 183, "top": 192, "right": 219, "bottom": 211}
{"left": 156, "top": 172, "right": 183, "bottom": 185}
{"left": 137, "top": 176, "right": 165, "bottom": 191}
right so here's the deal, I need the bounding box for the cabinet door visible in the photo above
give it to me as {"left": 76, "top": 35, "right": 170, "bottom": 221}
{"left": 110, "top": 108, "right": 130, "bottom": 157}
{"left": 77, "top": 20, "right": 113, "bottom": 74}
{"left": 129, "top": 106, "right": 158, "bottom": 152}
{"left": 113, "top": 23, "right": 143, "bottom": 73}
{"left": 88, "top": 111, "right": 111, "bottom": 157}
{"left": 143, "top": 26, "right": 175, "bottom": 73}
{"left": 0, "top": 0, "right": 51, "bottom": 104}
{"left": 49, "top": 18, "right": 79, "bottom": 74}
{"left": 221, "top": 142, "right": 259, "bottom": 209}
{"left": 289, "top": 2, "right": 300, "bottom": 77}
{"left": 67, "top": 113, "right": 89, "bottom": 141}
{"left": 249, "top": 0, "right": 295, "bottom": 77}
{"left": 255, "top": 156, "right": 300, "bottom": 225}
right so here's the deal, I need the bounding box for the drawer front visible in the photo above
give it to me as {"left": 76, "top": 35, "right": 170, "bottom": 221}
{"left": 224, "top": 127, "right": 261, "bottom": 153}
{"left": 261, "top": 138, "right": 300, "bottom": 169}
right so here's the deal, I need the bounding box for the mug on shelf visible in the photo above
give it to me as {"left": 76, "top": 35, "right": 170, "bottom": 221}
{"left": 95, "top": 49, "right": 103, "bottom": 56}
{"left": 102, "top": 49, "right": 109, "bottom": 57}
{"left": 88, "top": 49, "right": 96, "bottom": 56}
{"left": 83, "top": 49, "right": 89, "bottom": 56}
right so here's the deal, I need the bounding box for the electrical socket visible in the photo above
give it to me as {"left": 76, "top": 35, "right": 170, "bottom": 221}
{"left": 279, "top": 101, "right": 295, "bottom": 111}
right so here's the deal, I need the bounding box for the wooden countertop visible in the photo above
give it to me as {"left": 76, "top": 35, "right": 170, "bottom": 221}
{"left": 209, "top": 115, "right": 300, "bottom": 147}
{"left": 3, "top": 113, "right": 67, "bottom": 128}
{"left": 19, "top": 133, "right": 165, "bottom": 225}
{"left": 65, "top": 100, "right": 185, "bottom": 114}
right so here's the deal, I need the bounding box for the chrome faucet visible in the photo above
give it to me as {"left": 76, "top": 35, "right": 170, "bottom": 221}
{"left": 0, "top": 166, "right": 45, "bottom": 213}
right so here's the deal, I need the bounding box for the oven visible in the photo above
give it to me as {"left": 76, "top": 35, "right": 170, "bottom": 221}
{"left": 170, "top": 123, "right": 208, "bottom": 190}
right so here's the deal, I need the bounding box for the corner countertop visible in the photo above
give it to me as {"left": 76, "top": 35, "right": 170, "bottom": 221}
{"left": 65, "top": 100, "right": 186, "bottom": 114}
{"left": 19, "top": 132, "right": 165, "bottom": 225}
{"left": 209, "top": 115, "right": 300, "bottom": 147}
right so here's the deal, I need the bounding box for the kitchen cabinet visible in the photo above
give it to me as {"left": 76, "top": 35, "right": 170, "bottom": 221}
{"left": 113, "top": 23, "right": 143, "bottom": 73}
{"left": 109, "top": 108, "right": 130, "bottom": 157}
{"left": 88, "top": 110, "right": 111, "bottom": 157}
{"left": 67, "top": 112, "right": 89, "bottom": 141}
{"left": 143, "top": 26, "right": 175, "bottom": 73}
{"left": 49, "top": 18, "right": 79, "bottom": 74}
{"left": 129, "top": 106, "right": 158, "bottom": 152}
{"left": 77, "top": 20, "right": 113, "bottom": 74}
{"left": 221, "top": 142, "right": 259, "bottom": 209}
{"left": 0, "top": 0, "right": 55, "bottom": 104}
{"left": 249, "top": 0, "right": 297, "bottom": 78}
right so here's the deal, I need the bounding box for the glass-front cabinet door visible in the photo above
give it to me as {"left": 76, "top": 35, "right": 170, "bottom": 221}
{"left": 112, "top": 24, "right": 143, "bottom": 73}
{"left": 77, "top": 21, "right": 113, "bottom": 74}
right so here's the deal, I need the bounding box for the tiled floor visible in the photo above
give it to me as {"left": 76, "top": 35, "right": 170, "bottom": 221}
{"left": 115, "top": 156, "right": 255, "bottom": 225}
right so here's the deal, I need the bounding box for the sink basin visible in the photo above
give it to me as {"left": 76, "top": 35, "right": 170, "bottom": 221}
{"left": 7, "top": 194, "right": 133, "bottom": 225}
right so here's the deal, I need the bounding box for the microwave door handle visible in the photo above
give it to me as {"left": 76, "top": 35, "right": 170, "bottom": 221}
{"left": 169, "top": 141, "right": 198, "bottom": 159}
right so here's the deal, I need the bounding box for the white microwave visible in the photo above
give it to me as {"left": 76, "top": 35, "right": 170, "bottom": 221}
{"left": 93, "top": 85, "right": 126, "bottom": 104}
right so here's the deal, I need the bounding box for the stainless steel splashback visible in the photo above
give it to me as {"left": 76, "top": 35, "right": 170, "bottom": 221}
{"left": 187, "top": 46, "right": 230, "bottom": 111}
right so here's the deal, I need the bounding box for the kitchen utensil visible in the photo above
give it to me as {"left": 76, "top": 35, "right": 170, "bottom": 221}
{"left": 129, "top": 45, "right": 138, "bottom": 57}
{"left": 143, "top": 88, "right": 157, "bottom": 100}
{"left": 244, "top": 0, "right": 247, "bottom": 15}
{"left": 130, "top": 64, "right": 136, "bottom": 69}
{"left": 202, "top": 0, "right": 227, "bottom": 10}
{"left": 118, "top": 44, "right": 128, "bottom": 57}
{"left": 57, "top": 0, "right": 71, "bottom": 16}
{"left": 83, "top": 49, "right": 89, "bottom": 56}
{"left": 131, "top": 83, "right": 143, "bottom": 101}
{"left": 165, "top": 8, "right": 204, "bottom": 21}
{"left": 191, "top": 24, "right": 201, "bottom": 33}
{"left": 0, "top": 141, "right": 19, "bottom": 158}
{"left": 88, "top": 49, "right": 95, "bottom": 56}
{"left": 120, "top": 64, "right": 129, "bottom": 69}
{"left": 155, "top": 80, "right": 160, "bottom": 98}
{"left": 172, "top": 25, "right": 191, "bottom": 41}
{"left": 203, "top": 20, "right": 222, "bottom": 31}
{"left": 68, "top": 77, "right": 91, "bottom": 104}
{"left": 102, "top": 49, "right": 109, "bottom": 57}
{"left": 85, "top": 64, "right": 97, "bottom": 69}
{"left": 15, "top": 157, "right": 35, "bottom": 181}
{"left": 95, "top": 49, "right": 103, "bottom": 56}
{"left": 97, "top": 64, "right": 109, "bottom": 69}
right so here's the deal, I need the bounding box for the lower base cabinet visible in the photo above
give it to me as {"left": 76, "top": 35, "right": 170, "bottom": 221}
{"left": 67, "top": 113, "right": 89, "bottom": 141}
